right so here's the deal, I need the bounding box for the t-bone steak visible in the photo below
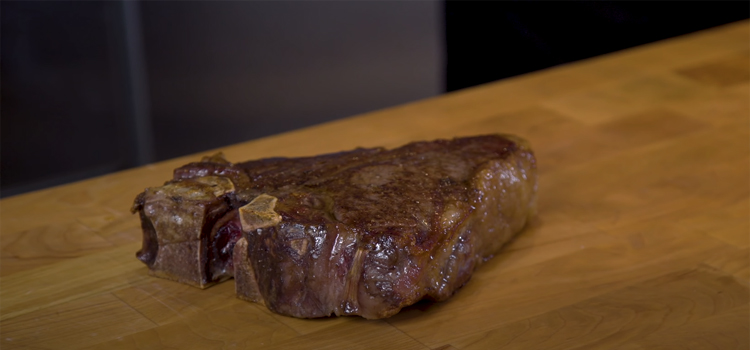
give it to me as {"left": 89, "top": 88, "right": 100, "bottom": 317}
{"left": 131, "top": 134, "right": 537, "bottom": 319}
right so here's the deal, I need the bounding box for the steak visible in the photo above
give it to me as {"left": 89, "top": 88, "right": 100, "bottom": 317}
{"left": 131, "top": 134, "right": 537, "bottom": 319}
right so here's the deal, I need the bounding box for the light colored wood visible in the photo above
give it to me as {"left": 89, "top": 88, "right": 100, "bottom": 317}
{"left": 1, "top": 20, "right": 748, "bottom": 349}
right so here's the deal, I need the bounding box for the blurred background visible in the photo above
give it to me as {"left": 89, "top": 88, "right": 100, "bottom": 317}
{"left": 2, "top": 1, "right": 748, "bottom": 197}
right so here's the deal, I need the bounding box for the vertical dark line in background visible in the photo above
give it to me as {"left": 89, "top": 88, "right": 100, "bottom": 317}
{"left": 106, "top": 0, "right": 154, "bottom": 169}
{"left": 121, "top": 0, "right": 154, "bottom": 166}
{"left": 110, "top": 0, "right": 154, "bottom": 167}
{"left": 445, "top": 1, "right": 750, "bottom": 93}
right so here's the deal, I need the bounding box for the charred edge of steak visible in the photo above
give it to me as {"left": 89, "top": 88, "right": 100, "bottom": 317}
{"left": 133, "top": 192, "right": 157, "bottom": 266}
{"left": 136, "top": 209, "right": 158, "bottom": 267}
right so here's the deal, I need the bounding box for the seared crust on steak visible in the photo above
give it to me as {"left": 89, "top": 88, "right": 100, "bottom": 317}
{"left": 132, "top": 134, "right": 537, "bottom": 318}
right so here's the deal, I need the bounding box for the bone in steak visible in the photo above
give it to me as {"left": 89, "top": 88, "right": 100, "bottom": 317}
{"left": 132, "top": 134, "right": 537, "bottom": 319}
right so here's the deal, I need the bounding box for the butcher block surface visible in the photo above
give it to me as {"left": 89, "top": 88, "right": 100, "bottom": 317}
{"left": 1, "top": 21, "right": 748, "bottom": 349}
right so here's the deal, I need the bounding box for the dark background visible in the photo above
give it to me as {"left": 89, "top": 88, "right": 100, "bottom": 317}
{"left": 2, "top": 1, "right": 748, "bottom": 197}
{"left": 446, "top": 1, "right": 750, "bottom": 91}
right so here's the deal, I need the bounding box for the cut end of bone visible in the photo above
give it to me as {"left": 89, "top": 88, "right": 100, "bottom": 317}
{"left": 193, "top": 176, "right": 236, "bottom": 197}
{"left": 239, "top": 194, "right": 282, "bottom": 232}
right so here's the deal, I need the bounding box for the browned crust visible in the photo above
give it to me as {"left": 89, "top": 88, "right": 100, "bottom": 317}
{"left": 132, "top": 134, "right": 538, "bottom": 318}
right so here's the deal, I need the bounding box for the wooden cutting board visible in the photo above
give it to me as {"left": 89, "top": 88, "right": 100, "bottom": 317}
{"left": 1, "top": 20, "right": 748, "bottom": 350}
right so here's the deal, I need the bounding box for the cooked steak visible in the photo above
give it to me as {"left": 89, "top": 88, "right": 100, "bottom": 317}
{"left": 132, "top": 134, "right": 537, "bottom": 319}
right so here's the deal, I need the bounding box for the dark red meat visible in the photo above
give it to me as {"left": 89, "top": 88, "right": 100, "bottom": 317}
{"left": 132, "top": 134, "right": 537, "bottom": 319}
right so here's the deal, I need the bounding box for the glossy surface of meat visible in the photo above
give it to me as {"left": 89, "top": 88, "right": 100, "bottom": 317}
{"left": 132, "top": 134, "right": 537, "bottom": 318}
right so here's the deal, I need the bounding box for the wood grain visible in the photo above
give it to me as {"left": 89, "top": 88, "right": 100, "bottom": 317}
{"left": 1, "top": 20, "right": 748, "bottom": 349}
